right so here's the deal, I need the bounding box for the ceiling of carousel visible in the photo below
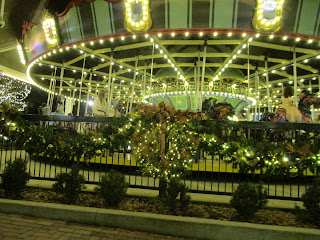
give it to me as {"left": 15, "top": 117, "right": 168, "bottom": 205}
{"left": 1, "top": 0, "right": 320, "bottom": 111}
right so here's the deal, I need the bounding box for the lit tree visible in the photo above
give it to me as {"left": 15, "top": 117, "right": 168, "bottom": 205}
{"left": 0, "top": 73, "right": 31, "bottom": 111}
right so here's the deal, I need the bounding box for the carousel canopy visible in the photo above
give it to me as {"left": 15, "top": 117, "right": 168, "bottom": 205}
{"left": 1, "top": 0, "right": 320, "bottom": 112}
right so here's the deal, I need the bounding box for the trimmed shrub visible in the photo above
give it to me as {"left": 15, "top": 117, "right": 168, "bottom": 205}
{"left": 161, "top": 177, "right": 191, "bottom": 214}
{"left": 301, "top": 178, "right": 320, "bottom": 224}
{"left": 230, "top": 182, "right": 268, "bottom": 219}
{"left": 95, "top": 169, "right": 129, "bottom": 206}
{"left": 52, "top": 165, "right": 86, "bottom": 204}
{"left": 0, "top": 159, "right": 30, "bottom": 198}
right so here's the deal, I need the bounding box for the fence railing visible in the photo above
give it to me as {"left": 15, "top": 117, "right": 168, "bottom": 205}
{"left": 1, "top": 115, "right": 320, "bottom": 200}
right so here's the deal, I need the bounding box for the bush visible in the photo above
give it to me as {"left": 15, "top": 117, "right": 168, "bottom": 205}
{"left": 301, "top": 178, "right": 320, "bottom": 224}
{"left": 161, "top": 177, "right": 191, "bottom": 214}
{"left": 52, "top": 165, "right": 86, "bottom": 204}
{"left": 230, "top": 182, "right": 268, "bottom": 219}
{"left": 0, "top": 159, "right": 30, "bottom": 198}
{"left": 95, "top": 169, "right": 129, "bottom": 206}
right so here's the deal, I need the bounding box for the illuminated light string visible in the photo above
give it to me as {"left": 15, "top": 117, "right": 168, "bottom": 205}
{"left": 247, "top": 55, "right": 320, "bottom": 82}
{"left": 143, "top": 91, "right": 256, "bottom": 106}
{"left": 149, "top": 36, "right": 185, "bottom": 81}
{"left": 131, "top": 118, "right": 198, "bottom": 180}
{"left": 210, "top": 36, "right": 253, "bottom": 89}
{"left": 25, "top": 31, "right": 320, "bottom": 101}
{"left": 253, "top": 0, "right": 285, "bottom": 34}
{"left": 125, "top": 0, "right": 151, "bottom": 34}
{"left": 17, "top": 44, "right": 26, "bottom": 65}
{"left": 42, "top": 11, "right": 59, "bottom": 48}
{"left": 0, "top": 73, "right": 31, "bottom": 111}
{"left": 35, "top": 47, "right": 153, "bottom": 88}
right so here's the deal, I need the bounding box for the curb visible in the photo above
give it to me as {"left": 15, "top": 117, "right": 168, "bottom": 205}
{"left": 0, "top": 199, "right": 319, "bottom": 240}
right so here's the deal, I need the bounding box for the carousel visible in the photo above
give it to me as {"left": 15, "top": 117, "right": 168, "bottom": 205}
{"left": 15, "top": 0, "right": 320, "bottom": 121}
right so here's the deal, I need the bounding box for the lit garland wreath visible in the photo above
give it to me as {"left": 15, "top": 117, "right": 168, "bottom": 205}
{"left": 130, "top": 102, "right": 204, "bottom": 180}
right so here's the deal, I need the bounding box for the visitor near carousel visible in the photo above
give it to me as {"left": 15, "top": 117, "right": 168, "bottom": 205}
{"left": 281, "top": 86, "right": 302, "bottom": 123}
{"left": 92, "top": 90, "right": 120, "bottom": 117}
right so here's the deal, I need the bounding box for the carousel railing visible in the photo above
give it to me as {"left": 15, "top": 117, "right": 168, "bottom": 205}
{"left": 1, "top": 115, "right": 320, "bottom": 200}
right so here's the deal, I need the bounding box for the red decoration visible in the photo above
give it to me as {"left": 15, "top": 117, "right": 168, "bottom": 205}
{"left": 56, "top": 0, "right": 121, "bottom": 17}
{"left": 21, "top": 21, "right": 39, "bottom": 42}
{"left": 55, "top": 0, "right": 83, "bottom": 17}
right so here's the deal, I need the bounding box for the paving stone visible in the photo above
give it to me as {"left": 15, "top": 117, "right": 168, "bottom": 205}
{"left": 88, "top": 237, "right": 101, "bottom": 240}
{"left": 33, "top": 232, "right": 52, "bottom": 238}
{"left": 0, "top": 211, "right": 187, "bottom": 240}
{"left": 57, "top": 227, "right": 75, "bottom": 233}
{"left": 50, "top": 232, "right": 64, "bottom": 239}
{"left": 73, "top": 229, "right": 92, "bottom": 235}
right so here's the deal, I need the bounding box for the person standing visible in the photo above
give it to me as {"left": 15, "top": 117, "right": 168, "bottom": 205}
{"left": 281, "top": 86, "right": 302, "bottom": 122}
{"left": 92, "top": 90, "right": 119, "bottom": 117}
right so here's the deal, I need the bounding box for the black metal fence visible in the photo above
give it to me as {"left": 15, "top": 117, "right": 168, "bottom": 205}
{"left": 1, "top": 115, "right": 320, "bottom": 200}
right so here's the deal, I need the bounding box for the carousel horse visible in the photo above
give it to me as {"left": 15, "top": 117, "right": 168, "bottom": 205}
{"left": 202, "top": 98, "right": 235, "bottom": 120}
{"left": 269, "top": 107, "right": 312, "bottom": 123}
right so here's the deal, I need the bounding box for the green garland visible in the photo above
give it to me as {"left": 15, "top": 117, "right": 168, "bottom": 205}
{"left": 1, "top": 102, "right": 320, "bottom": 179}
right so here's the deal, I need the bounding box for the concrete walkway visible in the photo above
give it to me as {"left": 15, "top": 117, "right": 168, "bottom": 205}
{"left": 0, "top": 212, "right": 196, "bottom": 240}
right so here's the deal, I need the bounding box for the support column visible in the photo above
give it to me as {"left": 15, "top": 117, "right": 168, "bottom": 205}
{"left": 129, "top": 56, "right": 139, "bottom": 113}
{"left": 254, "top": 66, "right": 258, "bottom": 121}
{"left": 293, "top": 45, "right": 298, "bottom": 106}
{"left": 142, "top": 63, "right": 147, "bottom": 102}
{"left": 46, "top": 72, "right": 53, "bottom": 107}
{"left": 200, "top": 39, "right": 208, "bottom": 111}
{"left": 247, "top": 44, "right": 251, "bottom": 120}
{"left": 310, "top": 80, "right": 314, "bottom": 120}
{"left": 195, "top": 54, "right": 200, "bottom": 111}
{"left": 77, "top": 54, "right": 86, "bottom": 116}
{"left": 257, "top": 75, "right": 260, "bottom": 119}
{"left": 148, "top": 42, "right": 155, "bottom": 104}
{"left": 194, "top": 61, "right": 197, "bottom": 110}
{"left": 107, "top": 55, "right": 113, "bottom": 112}
{"left": 85, "top": 72, "right": 92, "bottom": 115}
{"left": 318, "top": 75, "right": 320, "bottom": 95}
{"left": 49, "top": 67, "right": 57, "bottom": 112}
{"left": 265, "top": 57, "right": 271, "bottom": 112}
{"left": 58, "top": 64, "right": 65, "bottom": 95}
{"left": 110, "top": 74, "right": 115, "bottom": 109}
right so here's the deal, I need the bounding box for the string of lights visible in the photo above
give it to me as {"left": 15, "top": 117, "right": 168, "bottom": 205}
{"left": 0, "top": 73, "right": 31, "bottom": 110}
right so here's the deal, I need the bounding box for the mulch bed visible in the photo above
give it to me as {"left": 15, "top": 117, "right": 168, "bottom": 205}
{"left": 13, "top": 187, "right": 318, "bottom": 229}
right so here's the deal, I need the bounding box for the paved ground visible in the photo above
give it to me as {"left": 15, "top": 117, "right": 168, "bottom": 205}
{"left": 0, "top": 212, "right": 198, "bottom": 240}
